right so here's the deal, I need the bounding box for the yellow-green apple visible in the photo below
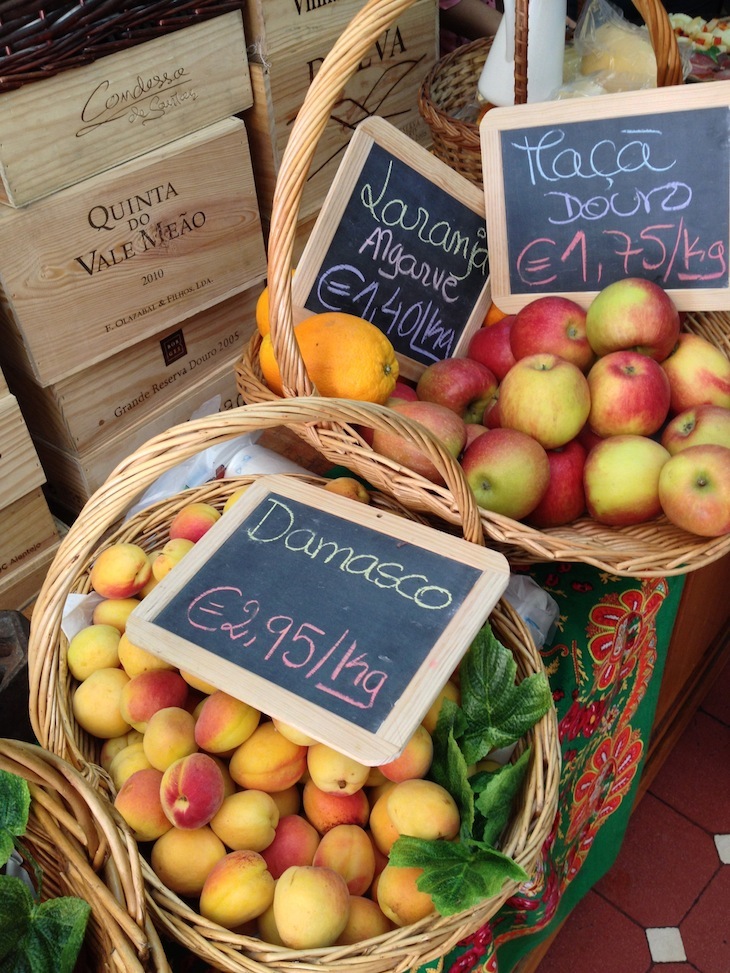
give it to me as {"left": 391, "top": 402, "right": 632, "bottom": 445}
{"left": 160, "top": 751, "right": 226, "bottom": 829}
{"left": 585, "top": 277, "right": 681, "bottom": 361}
{"left": 583, "top": 435, "right": 670, "bottom": 525}
{"left": 168, "top": 501, "right": 221, "bottom": 543}
{"left": 460, "top": 427, "right": 550, "bottom": 519}
{"left": 658, "top": 444, "right": 730, "bottom": 536}
{"left": 370, "top": 400, "right": 467, "bottom": 484}
{"left": 498, "top": 354, "right": 591, "bottom": 449}
{"left": 660, "top": 333, "right": 730, "bottom": 412}
{"left": 415, "top": 357, "right": 498, "bottom": 424}
{"left": 661, "top": 405, "right": 730, "bottom": 454}
{"left": 586, "top": 350, "right": 671, "bottom": 437}
{"left": 466, "top": 316, "right": 517, "bottom": 381}
{"left": 527, "top": 438, "right": 588, "bottom": 528}
{"left": 89, "top": 542, "right": 152, "bottom": 599}
{"left": 510, "top": 296, "right": 595, "bottom": 372}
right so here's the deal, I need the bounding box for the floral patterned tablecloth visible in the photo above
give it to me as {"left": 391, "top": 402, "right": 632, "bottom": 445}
{"left": 418, "top": 559, "right": 686, "bottom": 973}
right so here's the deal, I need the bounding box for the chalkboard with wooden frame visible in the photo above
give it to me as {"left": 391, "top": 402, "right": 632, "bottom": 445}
{"left": 127, "top": 475, "right": 510, "bottom": 765}
{"left": 293, "top": 116, "right": 492, "bottom": 382}
{"left": 480, "top": 80, "right": 730, "bottom": 313}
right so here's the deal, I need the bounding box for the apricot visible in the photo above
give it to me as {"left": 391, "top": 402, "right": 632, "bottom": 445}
{"left": 256, "top": 901, "right": 285, "bottom": 946}
{"left": 168, "top": 502, "right": 221, "bottom": 543}
{"left": 335, "top": 895, "right": 394, "bottom": 944}
{"left": 306, "top": 743, "right": 370, "bottom": 795}
{"left": 194, "top": 691, "right": 260, "bottom": 755}
{"left": 109, "top": 742, "right": 153, "bottom": 790}
{"left": 210, "top": 790, "right": 280, "bottom": 852}
{"left": 100, "top": 729, "right": 144, "bottom": 772}
{"left": 261, "top": 814, "right": 320, "bottom": 879}
{"left": 117, "top": 633, "right": 175, "bottom": 679}
{"left": 114, "top": 768, "right": 172, "bottom": 842}
{"left": 72, "top": 667, "right": 131, "bottom": 738}
{"left": 365, "top": 765, "right": 389, "bottom": 789}
{"left": 199, "top": 850, "right": 275, "bottom": 929}
{"left": 368, "top": 789, "right": 400, "bottom": 856}
{"left": 312, "top": 824, "right": 375, "bottom": 895}
{"left": 269, "top": 785, "right": 301, "bottom": 818}
{"left": 228, "top": 722, "right": 307, "bottom": 792}
{"left": 143, "top": 706, "right": 198, "bottom": 771}
{"left": 387, "top": 779, "right": 460, "bottom": 841}
{"left": 150, "top": 826, "right": 227, "bottom": 898}
{"left": 119, "top": 669, "right": 189, "bottom": 732}
{"left": 376, "top": 864, "right": 436, "bottom": 926}
{"left": 89, "top": 543, "right": 151, "bottom": 599}
{"left": 422, "top": 679, "right": 460, "bottom": 734}
{"left": 67, "top": 624, "right": 121, "bottom": 681}
{"left": 222, "top": 486, "right": 249, "bottom": 513}
{"left": 91, "top": 598, "right": 140, "bottom": 633}
{"left": 160, "top": 752, "right": 226, "bottom": 829}
{"left": 180, "top": 669, "right": 218, "bottom": 694}
{"left": 273, "top": 865, "right": 350, "bottom": 948}
{"left": 322, "top": 476, "right": 371, "bottom": 504}
{"left": 379, "top": 724, "right": 433, "bottom": 783}
{"left": 271, "top": 718, "right": 318, "bottom": 746}
{"left": 302, "top": 779, "right": 370, "bottom": 834}
{"left": 151, "top": 538, "right": 196, "bottom": 581}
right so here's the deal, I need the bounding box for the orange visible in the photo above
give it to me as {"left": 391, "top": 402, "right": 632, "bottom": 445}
{"left": 484, "top": 300, "right": 509, "bottom": 327}
{"left": 255, "top": 270, "right": 296, "bottom": 337}
{"left": 258, "top": 311, "right": 399, "bottom": 404}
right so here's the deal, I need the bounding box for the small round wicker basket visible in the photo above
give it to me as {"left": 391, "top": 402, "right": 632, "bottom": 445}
{"left": 0, "top": 737, "right": 169, "bottom": 972}
{"left": 235, "top": 0, "right": 730, "bottom": 579}
{"left": 28, "top": 399, "right": 560, "bottom": 973}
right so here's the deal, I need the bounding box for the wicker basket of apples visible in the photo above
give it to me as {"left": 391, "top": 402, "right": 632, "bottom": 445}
{"left": 28, "top": 398, "right": 560, "bottom": 973}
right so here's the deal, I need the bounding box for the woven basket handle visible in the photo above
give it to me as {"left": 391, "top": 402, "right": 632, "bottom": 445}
{"left": 29, "top": 398, "right": 484, "bottom": 745}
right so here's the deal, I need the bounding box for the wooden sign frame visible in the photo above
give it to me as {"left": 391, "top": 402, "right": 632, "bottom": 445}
{"left": 127, "top": 475, "right": 510, "bottom": 765}
{"left": 481, "top": 80, "right": 730, "bottom": 312}
{"left": 293, "top": 116, "right": 492, "bottom": 381}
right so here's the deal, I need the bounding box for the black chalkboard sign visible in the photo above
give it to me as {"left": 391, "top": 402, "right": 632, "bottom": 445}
{"left": 481, "top": 81, "right": 730, "bottom": 312}
{"left": 127, "top": 476, "right": 509, "bottom": 764}
{"left": 293, "top": 117, "right": 492, "bottom": 381}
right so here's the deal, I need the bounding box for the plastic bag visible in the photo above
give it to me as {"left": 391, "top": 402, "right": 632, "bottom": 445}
{"left": 504, "top": 573, "right": 559, "bottom": 650}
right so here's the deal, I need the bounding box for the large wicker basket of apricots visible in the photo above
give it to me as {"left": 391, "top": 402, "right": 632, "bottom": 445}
{"left": 29, "top": 399, "right": 560, "bottom": 973}
{"left": 236, "top": 0, "right": 730, "bottom": 579}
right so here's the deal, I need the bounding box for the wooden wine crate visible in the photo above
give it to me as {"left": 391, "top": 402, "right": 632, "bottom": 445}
{"left": 0, "top": 395, "right": 45, "bottom": 510}
{"left": 34, "top": 358, "right": 246, "bottom": 518}
{"left": 244, "top": 0, "right": 372, "bottom": 58}
{"left": 246, "top": 0, "right": 438, "bottom": 224}
{"left": 0, "top": 489, "right": 60, "bottom": 583}
{"left": 0, "top": 11, "right": 252, "bottom": 208}
{"left": 5, "top": 288, "right": 258, "bottom": 456}
{"left": 0, "top": 540, "right": 62, "bottom": 612}
{"left": 0, "top": 117, "right": 266, "bottom": 387}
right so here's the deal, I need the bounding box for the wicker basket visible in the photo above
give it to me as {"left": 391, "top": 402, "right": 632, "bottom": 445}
{"left": 235, "top": 0, "right": 730, "bottom": 579}
{"left": 417, "top": 0, "right": 685, "bottom": 186}
{"left": 0, "top": 0, "right": 245, "bottom": 92}
{"left": 0, "top": 737, "right": 169, "bottom": 972}
{"left": 28, "top": 398, "right": 560, "bottom": 973}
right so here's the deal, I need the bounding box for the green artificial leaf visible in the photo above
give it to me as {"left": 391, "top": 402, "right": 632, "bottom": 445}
{"left": 429, "top": 698, "right": 474, "bottom": 835}
{"left": 0, "top": 875, "right": 34, "bottom": 963}
{"left": 389, "top": 835, "right": 528, "bottom": 917}
{"left": 472, "top": 748, "right": 531, "bottom": 847}
{"left": 0, "top": 887, "right": 90, "bottom": 973}
{"left": 459, "top": 625, "right": 553, "bottom": 765}
{"left": 0, "top": 771, "right": 31, "bottom": 868}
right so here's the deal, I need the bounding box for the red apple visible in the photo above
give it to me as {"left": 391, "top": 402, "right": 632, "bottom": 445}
{"left": 389, "top": 380, "right": 419, "bottom": 403}
{"left": 583, "top": 435, "right": 670, "bottom": 526}
{"left": 660, "top": 333, "right": 730, "bottom": 413}
{"left": 527, "top": 438, "right": 588, "bottom": 528}
{"left": 460, "top": 427, "right": 550, "bottom": 520}
{"left": 466, "top": 316, "right": 517, "bottom": 382}
{"left": 416, "top": 358, "right": 498, "bottom": 425}
{"left": 585, "top": 278, "right": 681, "bottom": 361}
{"left": 658, "top": 444, "right": 730, "bottom": 536}
{"left": 483, "top": 395, "right": 502, "bottom": 429}
{"left": 586, "top": 350, "right": 671, "bottom": 437}
{"left": 499, "top": 353, "right": 591, "bottom": 449}
{"left": 577, "top": 423, "right": 604, "bottom": 454}
{"left": 510, "top": 296, "right": 595, "bottom": 372}
{"left": 464, "top": 423, "right": 489, "bottom": 449}
{"left": 661, "top": 404, "right": 730, "bottom": 455}
{"left": 371, "top": 400, "right": 467, "bottom": 484}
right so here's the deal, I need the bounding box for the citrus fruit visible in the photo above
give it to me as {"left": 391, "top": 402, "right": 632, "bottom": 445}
{"left": 484, "top": 301, "right": 509, "bottom": 327}
{"left": 258, "top": 311, "right": 399, "bottom": 404}
{"left": 255, "top": 271, "right": 296, "bottom": 337}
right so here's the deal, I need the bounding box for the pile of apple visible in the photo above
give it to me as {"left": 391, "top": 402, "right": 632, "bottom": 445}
{"left": 67, "top": 483, "right": 462, "bottom": 950}
{"left": 372, "top": 278, "right": 730, "bottom": 537}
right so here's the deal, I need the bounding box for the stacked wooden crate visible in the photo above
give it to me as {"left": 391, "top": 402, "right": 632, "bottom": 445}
{"left": 0, "top": 364, "right": 61, "bottom": 609}
{"left": 0, "top": 11, "right": 267, "bottom": 519}
{"left": 242, "top": 0, "right": 439, "bottom": 253}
